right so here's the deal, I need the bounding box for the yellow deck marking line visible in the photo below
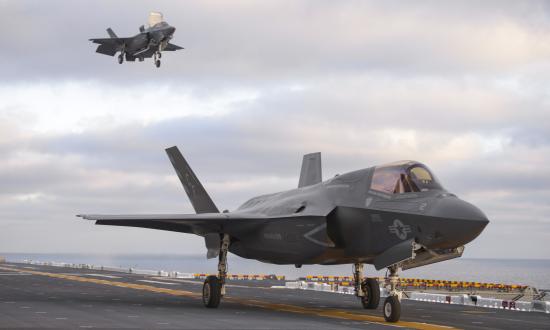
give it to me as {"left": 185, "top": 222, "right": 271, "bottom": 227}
{"left": 0, "top": 266, "right": 455, "bottom": 330}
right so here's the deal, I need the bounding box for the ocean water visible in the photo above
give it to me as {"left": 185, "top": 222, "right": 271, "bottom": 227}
{"left": 3, "top": 253, "right": 550, "bottom": 289}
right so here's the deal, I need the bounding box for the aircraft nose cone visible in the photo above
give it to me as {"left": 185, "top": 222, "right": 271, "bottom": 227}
{"left": 426, "top": 196, "right": 489, "bottom": 247}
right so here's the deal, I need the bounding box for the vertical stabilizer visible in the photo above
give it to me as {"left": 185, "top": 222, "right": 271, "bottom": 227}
{"left": 165, "top": 146, "right": 219, "bottom": 214}
{"left": 106, "top": 28, "right": 118, "bottom": 38}
{"left": 298, "top": 152, "right": 322, "bottom": 188}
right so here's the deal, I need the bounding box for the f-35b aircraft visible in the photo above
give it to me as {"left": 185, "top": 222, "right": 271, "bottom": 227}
{"left": 90, "top": 12, "right": 183, "bottom": 67}
{"left": 78, "top": 147, "right": 489, "bottom": 322}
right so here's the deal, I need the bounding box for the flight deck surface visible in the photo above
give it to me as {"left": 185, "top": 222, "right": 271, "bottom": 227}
{"left": 0, "top": 263, "right": 548, "bottom": 329}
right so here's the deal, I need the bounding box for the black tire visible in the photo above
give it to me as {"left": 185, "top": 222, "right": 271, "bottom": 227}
{"left": 202, "top": 275, "right": 221, "bottom": 308}
{"left": 118, "top": 54, "right": 123, "bottom": 64}
{"left": 155, "top": 59, "right": 161, "bottom": 68}
{"left": 360, "top": 278, "right": 380, "bottom": 309}
{"left": 383, "top": 295, "right": 401, "bottom": 322}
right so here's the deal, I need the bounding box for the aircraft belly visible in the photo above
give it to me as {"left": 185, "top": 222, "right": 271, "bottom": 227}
{"left": 128, "top": 36, "right": 149, "bottom": 56}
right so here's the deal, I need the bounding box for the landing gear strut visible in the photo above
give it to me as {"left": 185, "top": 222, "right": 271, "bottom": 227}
{"left": 153, "top": 53, "right": 161, "bottom": 67}
{"left": 154, "top": 49, "right": 162, "bottom": 68}
{"left": 383, "top": 266, "right": 401, "bottom": 322}
{"left": 202, "top": 234, "right": 230, "bottom": 308}
{"left": 353, "top": 263, "right": 380, "bottom": 310}
{"left": 118, "top": 45, "right": 126, "bottom": 64}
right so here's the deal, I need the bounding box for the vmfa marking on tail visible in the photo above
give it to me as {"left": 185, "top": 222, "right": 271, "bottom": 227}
{"left": 89, "top": 12, "right": 183, "bottom": 68}
{"left": 78, "top": 148, "right": 489, "bottom": 323}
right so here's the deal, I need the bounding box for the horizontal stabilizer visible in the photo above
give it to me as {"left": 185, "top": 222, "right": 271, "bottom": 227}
{"left": 165, "top": 146, "right": 219, "bottom": 214}
{"left": 298, "top": 152, "right": 322, "bottom": 188}
{"left": 164, "top": 43, "right": 184, "bottom": 51}
{"left": 106, "top": 28, "right": 118, "bottom": 38}
{"left": 95, "top": 44, "right": 118, "bottom": 56}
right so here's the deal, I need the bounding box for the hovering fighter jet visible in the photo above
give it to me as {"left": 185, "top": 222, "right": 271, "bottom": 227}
{"left": 90, "top": 12, "right": 183, "bottom": 67}
{"left": 78, "top": 147, "right": 489, "bottom": 322}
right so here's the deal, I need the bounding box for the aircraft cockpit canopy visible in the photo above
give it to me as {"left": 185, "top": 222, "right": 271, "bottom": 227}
{"left": 370, "top": 161, "right": 443, "bottom": 194}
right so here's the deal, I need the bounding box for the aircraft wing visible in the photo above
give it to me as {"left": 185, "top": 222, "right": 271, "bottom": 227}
{"left": 89, "top": 37, "right": 133, "bottom": 56}
{"left": 77, "top": 212, "right": 269, "bottom": 236}
{"left": 164, "top": 43, "right": 184, "bottom": 51}
{"left": 79, "top": 211, "right": 327, "bottom": 259}
{"left": 89, "top": 37, "right": 132, "bottom": 46}
{"left": 78, "top": 212, "right": 328, "bottom": 235}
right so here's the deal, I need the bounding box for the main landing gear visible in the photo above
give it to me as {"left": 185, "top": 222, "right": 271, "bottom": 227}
{"left": 153, "top": 43, "right": 162, "bottom": 68}
{"left": 202, "top": 234, "right": 230, "bottom": 308}
{"left": 118, "top": 45, "right": 126, "bottom": 64}
{"left": 353, "top": 263, "right": 402, "bottom": 322}
{"left": 153, "top": 50, "right": 162, "bottom": 68}
{"left": 353, "top": 263, "right": 380, "bottom": 310}
{"left": 382, "top": 266, "right": 401, "bottom": 322}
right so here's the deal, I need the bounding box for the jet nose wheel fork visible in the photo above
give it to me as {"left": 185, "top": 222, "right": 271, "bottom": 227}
{"left": 353, "top": 263, "right": 380, "bottom": 310}
{"left": 202, "top": 234, "right": 230, "bottom": 308}
{"left": 383, "top": 266, "right": 402, "bottom": 322}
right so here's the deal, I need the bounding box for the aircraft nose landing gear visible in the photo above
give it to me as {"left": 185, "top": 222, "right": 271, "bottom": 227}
{"left": 202, "top": 234, "right": 230, "bottom": 308}
{"left": 383, "top": 266, "right": 402, "bottom": 322}
{"left": 383, "top": 295, "right": 401, "bottom": 322}
{"left": 117, "top": 53, "right": 124, "bottom": 64}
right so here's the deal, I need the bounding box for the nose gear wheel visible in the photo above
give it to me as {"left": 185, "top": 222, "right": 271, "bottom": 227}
{"left": 383, "top": 266, "right": 402, "bottom": 322}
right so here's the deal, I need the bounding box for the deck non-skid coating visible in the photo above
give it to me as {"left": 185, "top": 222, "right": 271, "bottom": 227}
{"left": 0, "top": 263, "right": 548, "bottom": 329}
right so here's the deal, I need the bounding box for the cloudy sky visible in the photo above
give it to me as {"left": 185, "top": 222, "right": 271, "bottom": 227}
{"left": 1, "top": 0, "right": 549, "bottom": 259}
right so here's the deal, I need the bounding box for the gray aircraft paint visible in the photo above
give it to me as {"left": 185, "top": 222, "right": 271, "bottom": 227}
{"left": 78, "top": 146, "right": 489, "bottom": 272}
{"left": 90, "top": 12, "right": 183, "bottom": 64}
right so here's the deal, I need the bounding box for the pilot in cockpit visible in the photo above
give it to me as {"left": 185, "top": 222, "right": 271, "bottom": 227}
{"left": 370, "top": 161, "right": 442, "bottom": 194}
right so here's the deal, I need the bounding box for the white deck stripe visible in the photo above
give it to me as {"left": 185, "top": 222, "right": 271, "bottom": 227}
{"left": 137, "top": 280, "right": 179, "bottom": 285}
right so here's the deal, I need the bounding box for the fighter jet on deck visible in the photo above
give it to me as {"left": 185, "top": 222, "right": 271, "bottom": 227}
{"left": 78, "top": 147, "right": 489, "bottom": 323}
{"left": 90, "top": 12, "right": 183, "bottom": 67}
